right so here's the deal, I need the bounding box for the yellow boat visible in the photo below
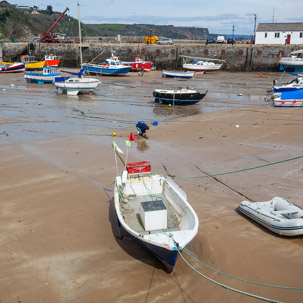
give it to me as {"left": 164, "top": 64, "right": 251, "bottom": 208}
{"left": 21, "top": 55, "right": 45, "bottom": 70}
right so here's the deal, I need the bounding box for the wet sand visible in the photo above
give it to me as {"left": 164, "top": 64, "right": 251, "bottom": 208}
{"left": 0, "top": 71, "right": 303, "bottom": 303}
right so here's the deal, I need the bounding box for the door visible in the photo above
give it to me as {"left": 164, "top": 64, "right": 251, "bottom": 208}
{"left": 286, "top": 34, "right": 291, "bottom": 45}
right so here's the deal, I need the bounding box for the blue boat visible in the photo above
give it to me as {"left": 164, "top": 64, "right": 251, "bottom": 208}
{"left": 24, "top": 67, "right": 60, "bottom": 84}
{"left": 272, "top": 72, "right": 303, "bottom": 93}
{"left": 82, "top": 54, "right": 132, "bottom": 76}
{"left": 273, "top": 88, "right": 303, "bottom": 107}
{"left": 114, "top": 162, "right": 199, "bottom": 272}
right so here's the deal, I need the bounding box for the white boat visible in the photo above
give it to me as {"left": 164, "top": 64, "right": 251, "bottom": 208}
{"left": 24, "top": 66, "right": 60, "bottom": 84}
{"left": 114, "top": 161, "right": 199, "bottom": 272}
{"left": 238, "top": 197, "right": 303, "bottom": 236}
{"left": 52, "top": 4, "right": 100, "bottom": 95}
{"left": 272, "top": 75, "right": 303, "bottom": 93}
{"left": 183, "top": 59, "right": 223, "bottom": 73}
{"left": 279, "top": 49, "right": 303, "bottom": 72}
{"left": 162, "top": 70, "right": 195, "bottom": 79}
{"left": 53, "top": 70, "right": 101, "bottom": 95}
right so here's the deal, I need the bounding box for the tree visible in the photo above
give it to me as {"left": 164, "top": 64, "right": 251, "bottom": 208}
{"left": 46, "top": 5, "right": 52, "bottom": 15}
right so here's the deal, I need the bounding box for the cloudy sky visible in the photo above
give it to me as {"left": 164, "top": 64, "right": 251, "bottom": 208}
{"left": 14, "top": 0, "right": 303, "bottom": 35}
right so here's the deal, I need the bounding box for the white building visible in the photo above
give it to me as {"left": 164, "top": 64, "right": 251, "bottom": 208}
{"left": 255, "top": 23, "right": 303, "bottom": 45}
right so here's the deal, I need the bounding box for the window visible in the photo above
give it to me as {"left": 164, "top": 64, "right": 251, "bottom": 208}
{"left": 300, "top": 33, "right": 303, "bottom": 38}
{"left": 275, "top": 33, "right": 280, "bottom": 38}
{"left": 264, "top": 33, "right": 267, "bottom": 38}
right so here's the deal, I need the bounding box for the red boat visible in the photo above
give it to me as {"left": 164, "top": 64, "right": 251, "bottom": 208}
{"left": 122, "top": 57, "right": 153, "bottom": 72}
{"left": 44, "top": 54, "right": 61, "bottom": 67}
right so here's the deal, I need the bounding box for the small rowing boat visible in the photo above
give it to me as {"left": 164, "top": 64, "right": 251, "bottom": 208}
{"left": 162, "top": 70, "right": 195, "bottom": 79}
{"left": 238, "top": 197, "right": 303, "bottom": 236}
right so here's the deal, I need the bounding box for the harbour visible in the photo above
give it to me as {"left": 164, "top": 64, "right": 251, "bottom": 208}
{"left": 1, "top": 1, "right": 303, "bottom": 302}
{"left": 1, "top": 69, "right": 303, "bottom": 302}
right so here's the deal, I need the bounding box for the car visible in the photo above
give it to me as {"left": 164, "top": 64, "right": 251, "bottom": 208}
{"left": 206, "top": 37, "right": 216, "bottom": 44}
{"left": 156, "top": 38, "right": 174, "bottom": 45}
{"left": 227, "top": 38, "right": 235, "bottom": 44}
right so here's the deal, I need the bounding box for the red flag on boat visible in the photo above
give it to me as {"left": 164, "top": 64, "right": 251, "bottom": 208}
{"left": 129, "top": 132, "right": 136, "bottom": 141}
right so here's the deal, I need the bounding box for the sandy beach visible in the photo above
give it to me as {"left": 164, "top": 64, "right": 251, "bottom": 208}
{"left": 0, "top": 71, "right": 303, "bottom": 303}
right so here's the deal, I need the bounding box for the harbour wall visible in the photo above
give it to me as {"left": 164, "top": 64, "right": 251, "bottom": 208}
{"left": 1, "top": 42, "right": 301, "bottom": 72}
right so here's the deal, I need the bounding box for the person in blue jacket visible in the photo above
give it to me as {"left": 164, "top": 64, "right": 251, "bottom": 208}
{"left": 136, "top": 121, "right": 149, "bottom": 138}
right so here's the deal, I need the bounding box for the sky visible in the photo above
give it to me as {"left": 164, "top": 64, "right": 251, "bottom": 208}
{"left": 13, "top": 0, "right": 303, "bottom": 35}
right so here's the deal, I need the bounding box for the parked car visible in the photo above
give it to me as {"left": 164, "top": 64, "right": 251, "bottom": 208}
{"left": 156, "top": 38, "right": 174, "bottom": 45}
{"left": 206, "top": 37, "right": 216, "bottom": 44}
{"left": 227, "top": 38, "right": 235, "bottom": 44}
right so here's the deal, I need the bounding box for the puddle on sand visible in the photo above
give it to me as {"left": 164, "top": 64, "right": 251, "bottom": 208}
{"left": 0, "top": 72, "right": 266, "bottom": 143}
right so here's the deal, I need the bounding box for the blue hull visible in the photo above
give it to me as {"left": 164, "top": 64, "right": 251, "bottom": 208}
{"left": 136, "top": 238, "right": 179, "bottom": 272}
{"left": 82, "top": 65, "right": 131, "bottom": 76}
{"left": 280, "top": 65, "right": 303, "bottom": 73}
{"left": 274, "top": 87, "right": 301, "bottom": 93}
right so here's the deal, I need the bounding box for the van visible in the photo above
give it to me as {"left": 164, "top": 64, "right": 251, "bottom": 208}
{"left": 216, "top": 35, "right": 225, "bottom": 43}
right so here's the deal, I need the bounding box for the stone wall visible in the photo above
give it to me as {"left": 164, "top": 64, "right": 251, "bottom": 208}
{"left": 1, "top": 42, "right": 302, "bottom": 71}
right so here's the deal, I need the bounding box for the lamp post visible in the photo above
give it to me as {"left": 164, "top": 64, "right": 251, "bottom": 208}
{"left": 232, "top": 25, "right": 234, "bottom": 45}
{"left": 253, "top": 13, "right": 257, "bottom": 44}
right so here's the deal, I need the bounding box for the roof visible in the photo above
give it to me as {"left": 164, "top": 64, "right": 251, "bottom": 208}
{"left": 257, "top": 23, "right": 303, "bottom": 32}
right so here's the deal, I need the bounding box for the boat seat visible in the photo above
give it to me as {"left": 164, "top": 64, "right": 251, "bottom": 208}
{"left": 272, "top": 209, "right": 298, "bottom": 215}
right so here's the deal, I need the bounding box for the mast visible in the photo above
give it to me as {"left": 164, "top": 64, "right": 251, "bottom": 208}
{"left": 78, "top": 2, "right": 83, "bottom": 66}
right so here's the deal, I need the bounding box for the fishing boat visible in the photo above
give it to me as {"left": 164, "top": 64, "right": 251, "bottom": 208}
{"left": 24, "top": 67, "right": 60, "bottom": 84}
{"left": 162, "top": 70, "right": 195, "bottom": 79}
{"left": 21, "top": 55, "right": 45, "bottom": 70}
{"left": 44, "top": 54, "right": 61, "bottom": 67}
{"left": 121, "top": 57, "right": 153, "bottom": 72}
{"left": 53, "top": 69, "right": 101, "bottom": 95}
{"left": 82, "top": 53, "right": 132, "bottom": 76}
{"left": 183, "top": 59, "right": 223, "bottom": 73}
{"left": 153, "top": 88, "right": 207, "bottom": 105}
{"left": 114, "top": 161, "right": 199, "bottom": 272}
{"left": 279, "top": 50, "right": 303, "bottom": 73}
{"left": 273, "top": 89, "right": 303, "bottom": 107}
{"left": 21, "top": 54, "right": 61, "bottom": 70}
{"left": 0, "top": 62, "right": 25, "bottom": 73}
{"left": 238, "top": 197, "right": 303, "bottom": 236}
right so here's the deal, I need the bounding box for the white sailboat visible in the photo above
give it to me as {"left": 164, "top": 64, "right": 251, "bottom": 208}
{"left": 53, "top": 3, "right": 101, "bottom": 95}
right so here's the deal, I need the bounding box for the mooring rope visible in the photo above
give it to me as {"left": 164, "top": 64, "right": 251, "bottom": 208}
{"left": 182, "top": 248, "right": 303, "bottom": 290}
{"left": 175, "top": 247, "right": 282, "bottom": 303}
{"left": 171, "top": 155, "right": 303, "bottom": 179}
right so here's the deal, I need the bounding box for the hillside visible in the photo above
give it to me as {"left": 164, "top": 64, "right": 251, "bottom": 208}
{"left": 0, "top": 1, "right": 209, "bottom": 41}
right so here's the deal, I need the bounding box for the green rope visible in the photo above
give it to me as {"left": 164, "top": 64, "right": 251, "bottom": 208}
{"left": 176, "top": 248, "right": 282, "bottom": 303}
{"left": 182, "top": 248, "right": 303, "bottom": 290}
{"left": 171, "top": 155, "right": 303, "bottom": 179}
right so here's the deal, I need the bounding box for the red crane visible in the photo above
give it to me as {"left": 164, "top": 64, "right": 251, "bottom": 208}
{"left": 40, "top": 7, "right": 69, "bottom": 43}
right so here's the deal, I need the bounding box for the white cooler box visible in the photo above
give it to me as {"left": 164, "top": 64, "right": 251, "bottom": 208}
{"left": 140, "top": 200, "right": 167, "bottom": 231}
